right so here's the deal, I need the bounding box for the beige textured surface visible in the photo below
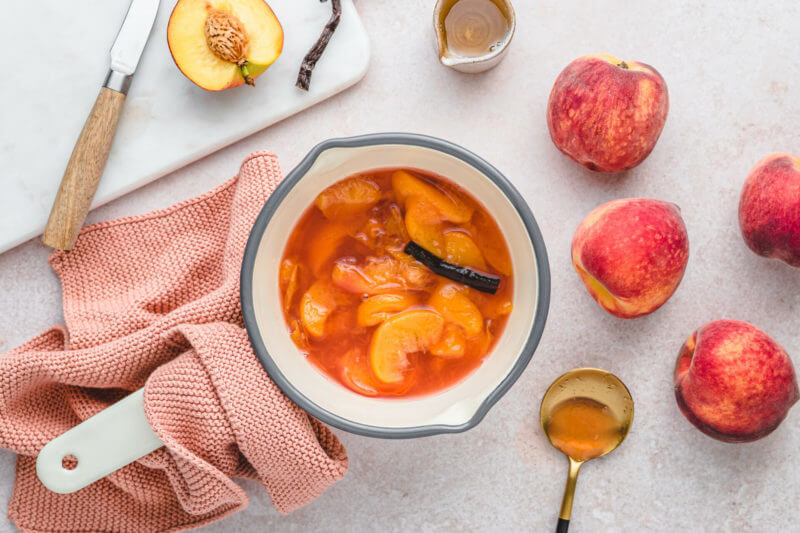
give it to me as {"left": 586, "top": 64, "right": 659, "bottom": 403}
{"left": 1, "top": 0, "right": 798, "bottom": 530}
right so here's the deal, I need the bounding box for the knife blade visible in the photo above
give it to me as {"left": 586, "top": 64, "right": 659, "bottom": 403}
{"left": 42, "top": 0, "right": 161, "bottom": 251}
{"left": 108, "top": 0, "right": 161, "bottom": 88}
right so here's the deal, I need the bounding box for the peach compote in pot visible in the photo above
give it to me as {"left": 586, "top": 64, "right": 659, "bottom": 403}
{"left": 279, "top": 168, "right": 513, "bottom": 398}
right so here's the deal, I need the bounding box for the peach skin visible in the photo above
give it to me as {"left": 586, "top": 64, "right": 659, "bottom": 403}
{"left": 674, "top": 320, "right": 798, "bottom": 443}
{"left": 739, "top": 153, "right": 800, "bottom": 267}
{"left": 547, "top": 54, "right": 669, "bottom": 172}
{"left": 572, "top": 198, "right": 689, "bottom": 318}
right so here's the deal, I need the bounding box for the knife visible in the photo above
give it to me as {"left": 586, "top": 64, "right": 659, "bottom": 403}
{"left": 42, "top": 0, "right": 161, "bottom": 251}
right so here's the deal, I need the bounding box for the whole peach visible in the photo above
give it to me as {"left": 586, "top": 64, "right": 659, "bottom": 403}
{"left": 547, "top": 54, "right": 669, "bottom": 172}
{"left": 739, "top": 153, "right": 800, "bottom": 267}
{"left": 572, "top": 198, "right": 689, "bottom": 318}
{"left": 674, "top": 320, "right": 798, "bottom": 443}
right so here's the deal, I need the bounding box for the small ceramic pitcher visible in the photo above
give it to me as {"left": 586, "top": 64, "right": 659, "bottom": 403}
{"left": 434, "top": 0, "right": 516, "bottom": 73}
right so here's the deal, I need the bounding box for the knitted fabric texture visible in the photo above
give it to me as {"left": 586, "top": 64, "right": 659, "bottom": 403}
{"left": 0, "top": 152, "right": 348, "bottom": 532}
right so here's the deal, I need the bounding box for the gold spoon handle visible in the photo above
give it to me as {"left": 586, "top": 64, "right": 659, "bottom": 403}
{"left": 556, "top": 457, "right": 583, "bottom": 532}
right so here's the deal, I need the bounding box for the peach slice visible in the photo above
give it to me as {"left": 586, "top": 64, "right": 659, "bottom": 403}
{"left": 332, "top": 261, "right": 383, "bottom": 294}
{"left": 429, "top": 283, "right": 484, "bottom": 338}
{"left": 484, "top": 297, "right": 513, "bottom": 319}
{"left": 307, "top": 223, "right": 352, "bottom": 276}
{"left": 405, "top": 196, "right": 446, "bottom": 256}
{"left": 289, "top": 319, "right": 309, "bottom": 351}
{"left": 430, "top": 324, "right": 467, "bottom": 358}
{"left": 369, "top": 310, "right": 445, "bottom": 384}
{"left": 392, "top": 170, "right": 473, "bottom": 223}
{"left": 279, "top": 257, "right": 297, "bottom": 287}
{"left": 468, "top": 323, "right": 494, "bottom": 355}
{"left": 469, "top": 210, "right": 512, "bottom": 276}
{"left": 444, "top": 231, "right": 487, "bottom": 269}
{"left": 341, "top": 348, "right": 381, "bottom": 397}
{"left": 299, "top": 281, "right": 339, "bottom": 338}
{"left": 384, "top": 203, "right": 410, "bottom": 242}
{"left": 167, "top": 0, "right": 283, "bottom": 91}
{"left": 315, "top": 177, "right": 382, "bottom": 220}
{"left": 332, "top": 257, "right": 435, "bottom": 295}
{"left": 279, "top": 258, "right": 300, "bottom": 313}
{"left": 357, "top": 293, "right": 420, "bottom": 327}
{"left": 353, "top": 203, "right": 409, "bottom": 255}
{"left": 325, "top": 308, "right": 364, "bottom": 337}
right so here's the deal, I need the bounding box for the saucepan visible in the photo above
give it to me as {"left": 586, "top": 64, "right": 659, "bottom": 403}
{"left": 241, "top": 133, "right": 550, "bottom": 437}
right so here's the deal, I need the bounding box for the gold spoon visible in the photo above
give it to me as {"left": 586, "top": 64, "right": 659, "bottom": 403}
{"left": 540, "top": 368, "right": 634, "bottom": 532}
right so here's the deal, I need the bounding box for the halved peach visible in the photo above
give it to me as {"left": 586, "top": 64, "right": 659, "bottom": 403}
{"left": 357, "top": 293, "right": 420, "bottom": 327}
{"left": 429, "top": 282, "right": 484, "bottom": 338}
{"left": 299, "top": 281, "right": 338, "bottom": 338}
{"left": 332, "top": 257, "right": 435, "bottom": 295}
{"left": 430, "top": 324, "right": 467, "bottom": 358}
{"left": 405, "top": 196, "right": 446, "bottom": 256}
{"left": 444, "top": 231, "right": 487, "bottom": 269}
{"left": 369, "top": 310, "right": 445, "bottom": 383}
{"left": 315, "top": 177, "right": 382, "bottom": 220}
{"left": 392, "top": 170, "right": 473, "bottom": 223}
{"left": 167, "top": 0, "right": 283, "bottom": 91}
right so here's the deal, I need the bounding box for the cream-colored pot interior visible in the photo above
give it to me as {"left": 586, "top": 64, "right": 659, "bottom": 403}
{"left": 250, "top": 143, "right": 539, "bottom": 429}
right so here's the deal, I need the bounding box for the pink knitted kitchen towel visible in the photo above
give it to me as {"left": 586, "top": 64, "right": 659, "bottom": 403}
{"left": 0, "top": 152, "right": 348, "bottom": 532}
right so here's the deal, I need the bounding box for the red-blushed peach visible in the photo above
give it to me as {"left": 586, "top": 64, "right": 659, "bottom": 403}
{"left": 674, "top": 320, "right": 798, "bottom": 443}
{"left": 572, "top": 198, "right": 689, "bottom": 318}
{"left": 547, "top": 54, "right": 669, "bottom": 172}
{"left": 738, "top": 153, "right": 800, "bottom": 267}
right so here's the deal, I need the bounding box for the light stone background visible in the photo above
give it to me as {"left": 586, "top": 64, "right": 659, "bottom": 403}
{"left": 1, "top": 1, "right": 798, "bottom": 531}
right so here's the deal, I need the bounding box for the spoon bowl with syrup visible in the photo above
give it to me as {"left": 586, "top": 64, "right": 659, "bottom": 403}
{"left": 434, "top": 0, "right": 516, "bottom": 73}
{"left": 540, "top": 368, "right": 634, "bottom": 532}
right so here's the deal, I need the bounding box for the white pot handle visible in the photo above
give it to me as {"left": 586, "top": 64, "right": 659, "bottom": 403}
{"left": 36, "top": 389, "right": 164, "bottom": 494}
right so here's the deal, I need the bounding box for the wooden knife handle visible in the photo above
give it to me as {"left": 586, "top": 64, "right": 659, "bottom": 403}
{"left": 43, "top": 87, "right": 126, "bottom": 251}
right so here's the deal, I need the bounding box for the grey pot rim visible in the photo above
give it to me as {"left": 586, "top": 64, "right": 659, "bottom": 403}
{"left": 240, "top": 132, "right": 551, "bottom": 439}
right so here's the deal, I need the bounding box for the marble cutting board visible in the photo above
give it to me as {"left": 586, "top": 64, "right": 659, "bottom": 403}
{"left": 0, "top": 0, "right": 369, "bottom": 254}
